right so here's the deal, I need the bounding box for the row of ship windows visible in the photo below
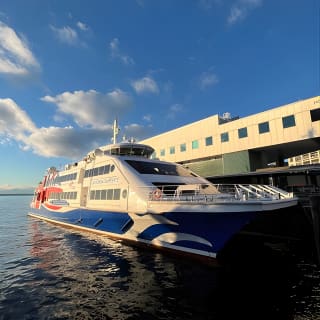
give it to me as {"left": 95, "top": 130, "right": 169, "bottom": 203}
{"left": 89, "top": 188, "right": 123, "bottom": 200}
{"left": 84, "top": 164, "right": 115, "bottom": 178}
{"left": 47, "top": 164, "right": 116, "bottom": 185}
{"left": 49, "top": 191, "right": 77, "bottom": 200}
{"left": 48, "top": 189, "right": 123, "bottom": 201}
{"left": 46, "top": 173, "right": 78, "bottom": 186}
{"left": 157, "top": 110, "right": 320, "bottom": 157}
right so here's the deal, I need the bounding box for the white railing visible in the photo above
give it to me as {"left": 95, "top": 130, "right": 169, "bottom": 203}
{"left": 146, "top": 184, "right": 295, "bottom": 203}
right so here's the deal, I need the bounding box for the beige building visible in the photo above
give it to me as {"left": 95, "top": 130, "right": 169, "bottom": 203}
{"left": 141, "top": 96, "right": 320, "bottom": 177}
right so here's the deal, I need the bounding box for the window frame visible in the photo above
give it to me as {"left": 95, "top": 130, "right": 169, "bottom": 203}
{"left": 238, "top": 127, "right": 248, "bottom": 139}
{"left": 220, "top": 132, "right": 229, "bottom": 143}
{"left": 205, "top": 136, "right": 213, "bottom": 146}
{"left": 282, "top": 115, "right": 296, "bottom": 128}
{"left": 311, "top": 108, "right": 320, "bottom": 122}
{"left": 192, "top": 140, "right": 199, "bottom": 149}
{"left": 258, "top": 121, "right": 270, "bottom": 134}
{"left": 180, "top": 143, "right": 186, "bottom": 152}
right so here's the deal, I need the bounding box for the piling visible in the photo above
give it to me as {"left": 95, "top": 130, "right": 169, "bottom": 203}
{"left": 310, "top": 196, "right": 320, "bottom": 266}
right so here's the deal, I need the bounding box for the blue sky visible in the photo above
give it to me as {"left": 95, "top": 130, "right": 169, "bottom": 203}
{"left": 0, "top": 0, "right": 318, "bottom": 192}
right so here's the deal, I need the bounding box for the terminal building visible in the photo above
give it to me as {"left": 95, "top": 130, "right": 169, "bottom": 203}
{"left": 141, "top": 96, "right": 320, "bottom": 189}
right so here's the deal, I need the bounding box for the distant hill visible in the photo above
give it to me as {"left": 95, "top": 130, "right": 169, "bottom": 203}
{"left": 0, "top": 188, "right": 34, "bottom": 195}
{"left": 0, "top": 193, "right": 33, "bottom": 196}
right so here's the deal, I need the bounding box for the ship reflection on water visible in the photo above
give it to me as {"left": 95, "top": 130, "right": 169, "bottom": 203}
{"left": 1, "top": 219, "right": 319, "bottom": 320}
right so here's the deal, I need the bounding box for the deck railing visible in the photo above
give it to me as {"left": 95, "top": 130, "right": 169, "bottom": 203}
{"left": 147, "top": 184, "right": 295, "bottom": 202}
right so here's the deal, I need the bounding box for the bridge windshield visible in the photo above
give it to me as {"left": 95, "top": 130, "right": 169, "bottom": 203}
{"left": 125, "top": 160, "right": 197, "bottom": 177}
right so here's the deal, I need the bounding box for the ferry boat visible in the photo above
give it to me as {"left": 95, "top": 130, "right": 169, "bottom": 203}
{"left": 29, "top": 121, "right": 298, "bottom": 261}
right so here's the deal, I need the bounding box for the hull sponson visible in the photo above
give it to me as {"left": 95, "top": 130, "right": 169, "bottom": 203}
{"left": 28, "top": 205, "right": 258, "bottom": 259}
{"left": 139, "top": 211, "right": 257, "bottom": 254}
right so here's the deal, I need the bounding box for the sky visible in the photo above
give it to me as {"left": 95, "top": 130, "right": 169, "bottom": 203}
{"left": 0, "top": 0, "right": 318, "bottom": 193}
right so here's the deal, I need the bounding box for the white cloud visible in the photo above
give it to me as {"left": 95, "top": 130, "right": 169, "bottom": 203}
{"left": 199, "top": 71, "right": 219, "bottom": 90}
{"left": 0, "top": 21, "right": 40, "bottom": 76}
{"left": 0, "top": 98, "right": 36, "bottom": 140}
{"left": 0, "top": 97, "right": 152, "bottom": 159}
{"left": 198, "top": 0, "right": 222, "bottom": 10}
{"left": 50, "top": 25, "right": 80, "bottom": 45}
{"left": 76, "top": 21, "right": 88, "bottom": 31}
{"left": 228, "top": 0, "right": 262, "bottom": 25}
{"left": 143, "top": 114, "right": 152, "bottom": 122}
{"left": 131, "top": 76, "right": 159, "bottom": 95}
{"left": 0, "top": 136, "right": 10, "bottom": 144}
{"left": 123, "top": 123, "right": 151, "bottom": 142}
{"left": 109, "top": 38, "right": 134, "bottom": 65}
{"left": 167, "top": 104, "right": 184, "bottom": 120}
{"left": 41, "top": 89, "right": 133, "bottom": 129}
{"left": 25, "top": 126, "right": 111, "bottom": 158}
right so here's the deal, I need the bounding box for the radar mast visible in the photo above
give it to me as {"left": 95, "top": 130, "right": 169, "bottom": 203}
{"left": 113, "top": 119, "right": 120, "bottom": 144}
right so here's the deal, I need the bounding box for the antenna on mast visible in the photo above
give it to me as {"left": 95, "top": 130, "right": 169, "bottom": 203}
{"left": 113, "top": 119, "right": 120, "bottom": 144}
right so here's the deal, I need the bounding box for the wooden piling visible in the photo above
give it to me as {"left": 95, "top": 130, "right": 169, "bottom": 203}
{"left": 310, "top": 196, "right": 320, "bottom": 265}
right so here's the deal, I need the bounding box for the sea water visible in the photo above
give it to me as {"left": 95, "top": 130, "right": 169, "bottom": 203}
{"left": 0, "top": 195, "right": 320, "bottom": 320}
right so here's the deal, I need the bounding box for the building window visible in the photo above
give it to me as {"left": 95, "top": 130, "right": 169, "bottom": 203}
{"left": 282, "top": 115, "right": 296, "bottom": 128}
{"left": 205, "top": 136, "right": 213, "bottom": 146}
{"left": 238, "top": 127, "right": 248, "bottom": 138}
{"left": 311, "top": 108, "right": 320, "bottom": 122}
{"left": 220, "top": 132, "right": 229, "bottom": 142}
{"left": 258, "top": 121, "right": 270, "bottom": 134}
{"left": 160, "top": 149, "right": 165, "bottom": 156}
{"left": 169, "top": 146, "right": 175, "bottom": 154}
{"left": 180, "top": 143, "right": 186, "bottom": 152}
{"left": 192, "top": 140, "right": 199, "bottom": 149}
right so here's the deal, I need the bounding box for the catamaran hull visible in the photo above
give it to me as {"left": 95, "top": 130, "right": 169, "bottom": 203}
{"left": 28, "top": 203, "right": 290, "bottom": 260}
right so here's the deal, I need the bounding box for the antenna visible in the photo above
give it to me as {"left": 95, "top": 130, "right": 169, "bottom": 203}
{"left": 113, "top": 119, "right": 120, "bottom": 144}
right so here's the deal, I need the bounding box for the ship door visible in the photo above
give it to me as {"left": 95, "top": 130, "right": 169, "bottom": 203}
{"left": 80, "top": 187, "right": 88, "bottom": 207}
{"left": 119, "top": 186, "right": 129, "bottom": 212}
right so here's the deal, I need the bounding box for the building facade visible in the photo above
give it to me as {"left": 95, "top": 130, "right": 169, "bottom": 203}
{"left": 141, "top": 96, "right": 320, "bottom": 177}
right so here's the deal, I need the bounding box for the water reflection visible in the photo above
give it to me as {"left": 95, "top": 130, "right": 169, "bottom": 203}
{"left": 0, "top": 218, "right": 320, "bottom": 320}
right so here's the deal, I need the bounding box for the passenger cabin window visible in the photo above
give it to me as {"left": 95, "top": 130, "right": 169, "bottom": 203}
{"left": 160, "top": 149, "right": 165, "bottom": 156}
{"left": 220, "top": 132, "right": 229, "bottom": 142}
{"left": 85, "top": 164, "right": 110, "bottom": 178}
{"left": 55, "top": 172, "right": 77, "bottom": 183}
{"left": 258, "top": 121, "right": 270, "bottom": 134}
{"left": 49, "top": 191, "right": 77, "bottom": 200}
{"left": 170, "top": 146, "right": 175, "bottom": 154}
{"left": 90, "top": 188, "right": 121, "bottom": 200}
{"left": 238, "top": 127, "right": 248, "bottom": 138}
{"left": 125, "top": 160, "right": 196, "bottom": 177}
{"left": 311, "top": 108, "right": 320, "bottom": 122}
{"left": 205, "top": 136, "right": 213, "bottom": 146}
{"left": 107, "top": 145, "right": 154, "bottom": 158}
{"left": 282, "top": 115, "right": 296, "bottom": 128}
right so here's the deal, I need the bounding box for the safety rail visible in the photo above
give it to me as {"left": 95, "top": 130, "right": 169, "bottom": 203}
{"left": 147, "top": 184, "right": 295, "bottom": 202}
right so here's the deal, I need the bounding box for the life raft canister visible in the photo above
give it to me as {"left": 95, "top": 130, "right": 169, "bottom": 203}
{"left": 152, "top": 189, "right": 162, "bottom": 200}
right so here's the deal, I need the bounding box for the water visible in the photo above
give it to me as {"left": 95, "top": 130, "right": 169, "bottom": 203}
{"left": 1, "top": 196, "right": 320, "bottom": 320}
